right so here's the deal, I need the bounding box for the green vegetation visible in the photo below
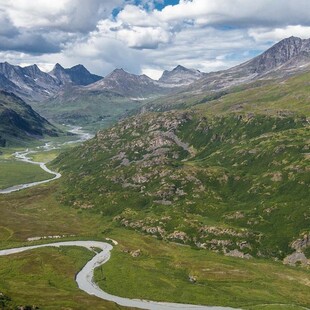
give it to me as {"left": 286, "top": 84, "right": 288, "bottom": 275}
{"left": 32, "top": 89, "right": 144, "bottom": 131}
{"left": 52, "top": 110, "right": 309, "bottom": 260}
{"left": 95, "top": 237, "right": 310, "bottom": 309}
{"left": 0, "top": 185, "right": 309, "bottom": 309}
{"left": 0, "top": 246, "right": 119, "bottom": 309}
{"left": 0, "top": 160, "right": 52, "bottom": 190}
{"left": 0, "top": 65, "right": 309, "bottom": 309}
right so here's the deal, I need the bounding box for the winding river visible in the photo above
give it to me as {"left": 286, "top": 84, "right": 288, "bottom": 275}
{"left": 0, "top": 126, "right": 92, "bottom": 194}
{"left": 0, "top": 241, "right": 236, "bottom": 310}
{"left": 0, "top": 127, "right": 237, "bottom": 309}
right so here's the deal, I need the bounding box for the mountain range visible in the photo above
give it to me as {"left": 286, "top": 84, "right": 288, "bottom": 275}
{"left": 1, "top": 36, "right": 310, "bottom": 104}
{"left": 1, "top": 36, "right": 310, "bottom": 141}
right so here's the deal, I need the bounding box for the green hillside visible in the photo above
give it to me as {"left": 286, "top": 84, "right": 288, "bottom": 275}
{"left": 52, "top": 70, "right": 310, "bottom": 262}
{"left": 33, "top": 87, "right": 145, "bottom": 131}
{"left": 0, "top": 91, "right": 60, "bottom": 147}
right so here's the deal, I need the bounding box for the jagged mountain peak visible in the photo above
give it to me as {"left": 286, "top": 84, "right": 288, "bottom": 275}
{"left": 50, "top": 63, "right": 102, "bottom": 86}
{"left": 106, "top": 68, "right": 129, "bottom": 77}
{"left": 240, "top": 36, "right": 310, "bottom": 74}
{"left": 53, "top": 63, "right": 65, "bottom": 71}
{"left": 68, "top": 64, "right": 89, "bottom": 73}
{"left": 23, "top": 64, "right": 43, "bottom": 76}
{"left": 173, "top": 65, "right": 193, "bottom": 71}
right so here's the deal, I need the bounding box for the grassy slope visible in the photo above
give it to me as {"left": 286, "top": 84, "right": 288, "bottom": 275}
{"left": 0, "top": 185, "right": 309, "bottom": 309}
{"left": 145, "top": 70, "right": 310, "bottom": 114}
{"left": 0, "top": 186, "right": 125, "bottom": 309}
{"left": 195, "top": 70, "right": 310, "bottom": 115}
{"left": 52, "top": 111, "right": 309, "bottom": 259}
{"left": 0, "top": 160, "right": 52, "bottom": 189}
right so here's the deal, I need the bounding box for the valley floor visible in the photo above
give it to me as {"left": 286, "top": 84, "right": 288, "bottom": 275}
{"left": 0, "top": 184, "right": 309, "bottom": 310}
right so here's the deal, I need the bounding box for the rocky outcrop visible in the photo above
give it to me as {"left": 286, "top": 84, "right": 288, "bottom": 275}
{"left": 283, "top": 252, "right": 309, "bottom": 267}
{"left": 225, "top": 249, "right": 252, "bottom": 260}
{"left": 291, "top": 234, "right": 310, "bottom": 251}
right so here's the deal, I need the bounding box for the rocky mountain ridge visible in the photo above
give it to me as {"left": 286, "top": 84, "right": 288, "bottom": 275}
{"left": 49, "top": 63, "right": 103, "bottom": 86}
{"left": 186, "top": 36, "right": 310, "bottom": 93}
{"left": 1, "top": 36, "right": 310, "bottom": 129}
{"left": 0, "top": 62, "right": 104, "bottom": 103}
{"left": 1, "top": 36, "right": 310, "bottom": 105}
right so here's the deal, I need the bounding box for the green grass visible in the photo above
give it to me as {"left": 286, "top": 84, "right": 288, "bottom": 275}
{"left": 95, "top": 235, "right": 310, "bottom": 309}
{"left": 0, "top": 246, "right": 121, "bottom": 309}
{"left": 0, "top": 184, "right": 309, "bottom": 309}
{"left": 0, "top": 160, "right": 52, "bottom": 190}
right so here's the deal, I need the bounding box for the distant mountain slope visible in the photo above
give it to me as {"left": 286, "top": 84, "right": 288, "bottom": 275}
{"left": 49, "top": 63, "right": 102, "bottom": 86}
{"left": 0, "top": 62, "right": 60, "bottom": 102}
{"left": 159, "top": 65, "right": 205, "bottom": 86}
{"left": 1, "top": 36, "right": 310, "bottom": 131}
{"left": 0, "top": 62, "right": 103, "bottom": 103}
{"left": 186, "top": 36, "right": 310, "bottom": 93}
{"left": 34, "top": 85, "right": 143, "bottom": 128}
{"left": 0, "top": 91, "right": 59, "bottom": 146}
{"left": 87, "top": 68, "right": 170, "bottom": 97}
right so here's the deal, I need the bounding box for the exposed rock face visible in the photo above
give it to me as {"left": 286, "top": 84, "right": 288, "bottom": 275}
{"left": 0, "top": 62, "right": 60, "bottom": 101}
{"left": 186, "top": 36, "right": 310, "bottom": 93}
{"left": 283, "top": 252, "right": 309, "bottom": 267}
{"left": 159, "top": 65, "right": 205, "bottom": 86}
{"left": 244, "top": 36, "right": 310, "bottom": 74}
{"left": 188, "top": 275, "right": 197, "bottom": 283}
{"left": 130, "top": 249, "right": 142, "bottom": 257}
{"left": 0, "top": 62, "right": 103, "bottom": 102}
{"left": 225, "top": 249, "right": 252, "bottom": 260}
{"left": 291, "top": 234, "right": 310, "bottom": 251}
{"left": 50, "top": 63, "right": 102, "bottom": 86}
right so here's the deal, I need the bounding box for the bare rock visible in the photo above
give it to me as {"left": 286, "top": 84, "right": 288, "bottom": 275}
{"left": 291, "top": 234, "right": 310, "bottom": 251}
{"left": 225, "top": 249, "right": 252, "bottom": 259}
{"left": 131, "top": 249, "right": 142, "bottom": 257}
{"left": 283, "top": 251, "right": 309, "bottom": 267}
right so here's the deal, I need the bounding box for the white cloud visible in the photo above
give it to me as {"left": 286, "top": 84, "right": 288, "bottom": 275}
{"left": 156, "top": 0, "right": 310, "bottom": 27}
{"left": 249, "top": 25, "right": 310, "bottom": 42}
{"left": 1, "top": 0, "right": 310, "bottom": 78}
{"left": 0, "top": 0, "right": 123, "bottom": 32}
{"left": 141, "top": 67, "right": 163, "bottom": 80}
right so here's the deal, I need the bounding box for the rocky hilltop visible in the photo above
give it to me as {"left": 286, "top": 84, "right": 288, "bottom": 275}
{"left": 53, "top": 67, "right": 310, "bottom": 262}
{"left": 159, "top": 65, "right": 205, "bottom": 86}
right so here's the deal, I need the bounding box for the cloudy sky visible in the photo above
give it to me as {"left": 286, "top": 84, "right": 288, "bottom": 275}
{"left": 1, "top": 0, "right": 310, "bottom": 79}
